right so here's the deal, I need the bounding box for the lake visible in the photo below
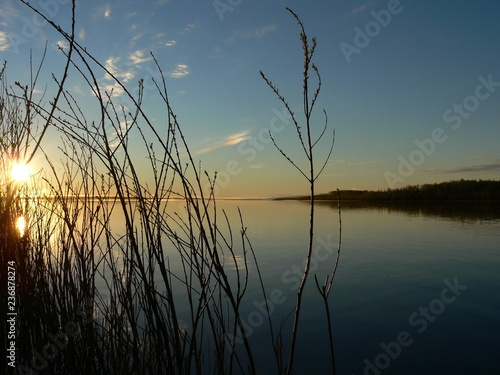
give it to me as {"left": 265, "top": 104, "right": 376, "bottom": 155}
{"left": 14, "top": 198, "right": 500, "bottom": 374}
{"left": 198, "top": 199, "right": 500, "bottom": 374}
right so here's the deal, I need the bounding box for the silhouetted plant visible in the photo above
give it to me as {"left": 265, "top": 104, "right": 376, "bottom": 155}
{"left": 1, "top": 3, "right": 343, "bottom": 375}
{"left": 260, "top": 8, "right": 340, "bottom": 375}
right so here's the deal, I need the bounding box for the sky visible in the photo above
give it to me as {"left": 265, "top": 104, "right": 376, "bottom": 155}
{"left": 1, "top": 0, "right": 499, "bottom": 198}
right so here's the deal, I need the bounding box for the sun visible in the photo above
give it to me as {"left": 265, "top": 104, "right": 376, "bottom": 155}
{"left": 11, "top": 162, "right": 31, "bottom": 183}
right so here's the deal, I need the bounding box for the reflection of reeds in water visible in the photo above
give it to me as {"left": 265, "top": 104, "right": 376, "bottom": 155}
{"left": 1, "top": 4, "right": 340, "bottom": 375}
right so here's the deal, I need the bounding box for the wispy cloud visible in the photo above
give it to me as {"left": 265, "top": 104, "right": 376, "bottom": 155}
{"left": 130, "top": 33, "right": 143, "bottom": 46}
{"left": 108, "top": 120, "right": 133, "bottom": 149}
{"left": 227, "top": 24, "right": 277, "bottom": 43}
{"left": 70, "top": 83, "right": 85, "bottom": 96}
{"left": 350, "top": 3, "right": 370, "bottom": 15}
{"left": 0, "top": 2, "right": 19, "bottom": 28}
{"left": 244, "top": 24, "right": 277, "bottom": 38}
{"left": 169, "top": 64, "right": 190, "bottom": 78}
{"left": 104, "top": 57, "right": 136, "bottom": 83}
{"left": 182, "top": 22, "right": 198, "bottom": 34}
{"left": 423, "top": 162, "right": 500, "bottom": 174}
{"left": 104, "top": 57, "right": 120, "bottom": 75}
{"left": 94, "top": 52, "right": 140, "bottom": 99}
{"left": 119, "top": 120, "right": 131, "bottom": 133}
{"left": 104, "top": 5, "right": 111, "bottom": 18}
{"left": 250, "top": 164, "right": 265, "bottom": 169}
{"left": 78, "top": 28, "right": 86, "bottom": 40}
{"left": 161, "top": 40, "right": 176, "bottom": 47}
{"left": 0, "top": 31, "right": 10, "bottom": 51}
{"left": 56, "top": 40, "right": 69, "bottom": 50}
{"left": 470, "top": 156, "right": 500, "bottom": 163}
{"left": 129, "top": 50, "right": 152, "bottom": 65}
{"left": 100, "top": 82, "right": 125, "bottom": 98}
{"left": 197, "top": 130, "right": 252, "bottom": 155}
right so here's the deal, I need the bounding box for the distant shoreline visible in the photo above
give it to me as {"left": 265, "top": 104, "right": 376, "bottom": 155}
{"left": 274, "top": 198, "right": 500, "bottom": 202}
{"left": 273, "top": 179, "right": 500, "bottom": 202}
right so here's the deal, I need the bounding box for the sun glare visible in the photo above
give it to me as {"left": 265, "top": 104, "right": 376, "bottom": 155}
{"left": 16, "top": 216, "right": 27, "bottom": 237}
{"left": 11, "top": 163, "right": 30, "bottom": 183}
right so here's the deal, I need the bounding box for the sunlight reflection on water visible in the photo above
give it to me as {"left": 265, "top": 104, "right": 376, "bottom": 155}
{"left": 16, "top": 216, "right": 26, "bottom": 237}
{"left": 11, "top": 198, "right": 500, "bottom": 374}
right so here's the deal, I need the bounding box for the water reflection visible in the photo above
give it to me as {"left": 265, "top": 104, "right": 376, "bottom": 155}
{"left": 315, "top": 200, "right": 500, "bottom": 223}
{"left": 4, "top": 197, "right": 499, "bottom": 374}
{"left": 16, "top": 216, "right": 26, "bottom": 237}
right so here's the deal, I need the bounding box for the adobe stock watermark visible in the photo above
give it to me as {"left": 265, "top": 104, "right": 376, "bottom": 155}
{"left": 225, "top": 234, "right": 338, "bottom": 349}
{"left": 5, "top": 0, "right": 71, "bottom": 54}
{"left": 213, "top": 0, "right": 243, "bottom": 21}
{"left": 384, "top": 74, "right": 500, "bottom": 188}
{"left": 340, "top": 0, "right": 410, "bottom": 64}
{"left": 353, "top": 277, "right": 467, "bottom": 375}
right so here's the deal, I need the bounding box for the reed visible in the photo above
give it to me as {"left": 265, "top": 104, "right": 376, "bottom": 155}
{"left": 260, "top": 9, "right": 339, "bottom": 374}
{"left": 1, "top": 3, "right": 341, "bottom": 374}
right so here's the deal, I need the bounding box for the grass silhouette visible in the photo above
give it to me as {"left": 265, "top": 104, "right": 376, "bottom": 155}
{"left": 1, "top": 3, "right": 340, "bottom": 374}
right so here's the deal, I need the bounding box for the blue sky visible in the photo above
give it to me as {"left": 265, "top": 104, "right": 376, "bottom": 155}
{"left": 1, "top": 0, "right": 499, "bottom": 197}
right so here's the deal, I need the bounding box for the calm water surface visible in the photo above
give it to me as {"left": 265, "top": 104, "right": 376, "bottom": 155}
{"left": 213, "top": 200, "right": 500, "bottom": 374}
{"left": 93, "top": 199, "right": 500, "bottom": 374}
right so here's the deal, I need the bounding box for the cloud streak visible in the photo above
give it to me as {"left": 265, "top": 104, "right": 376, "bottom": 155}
{"left": 423, "top": 162, "right": 500, "bottom": 174}
{"left": 169, "top": 64, "right": 190, "bottom": 78}
{"left": 129, "top": 50, "right": 152, "bottom": 65}
{"left": 56, "top": 40, "right": 69, "bottom": 50}
{"left": 470, "top": 156, "right": 500, "bottom": 163}
{"left": 0, "top": 31, "right": 10, "bottom": 51}
{"left": 243, "top": 24, "right": 277, "bottom": 38}
{"left": 348, "top": 1, "right": 376, "bottom": 16}
{"left": 227, "top": 24, "right": 277, "bottom": 43}
{"left": 104, "top": 57, "right": 136, "bottom": 82}
{"left": 161, "top": 40, "right": 176, "bottom": 47}
{"left": 197, "top": 130, "right": 252, "bottom": 155}
{"left": 97, "top": 56, "right": 137, "bottom": 98}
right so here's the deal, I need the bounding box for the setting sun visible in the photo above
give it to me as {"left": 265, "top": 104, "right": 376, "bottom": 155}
{"left": 11, "top": 162, "right": 30, "bottom": 183}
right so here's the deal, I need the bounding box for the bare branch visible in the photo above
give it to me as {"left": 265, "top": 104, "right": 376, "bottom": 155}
{"left": 268, "top": 130, "right": 309, "bottom": 181}
{"left": 259, "top": 71, "right": 310, "bottom": 158}
{"left": 24, "top": 0, "right": 76, "bottom": 164}
{"left": 309, "top": 64, "right": 322, "bottom": 118}
{"left": 314, "top": 128, "right": 335, "bottom": 182}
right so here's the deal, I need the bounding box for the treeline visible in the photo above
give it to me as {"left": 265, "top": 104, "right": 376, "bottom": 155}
{"left": 279, "top": 180, "right": 500, "bottom": 201}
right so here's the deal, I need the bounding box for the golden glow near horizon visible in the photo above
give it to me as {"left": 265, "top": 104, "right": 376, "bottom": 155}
{"left": 16, "top": 216, "right": 26, "bottom": 237}
{"left": 11, "top": 162, "right": 30, "bottom": 183}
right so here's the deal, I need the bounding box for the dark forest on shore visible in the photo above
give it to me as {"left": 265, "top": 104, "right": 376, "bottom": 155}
{"left": 276, "top": 180, "right": 500, "bottom": 201}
